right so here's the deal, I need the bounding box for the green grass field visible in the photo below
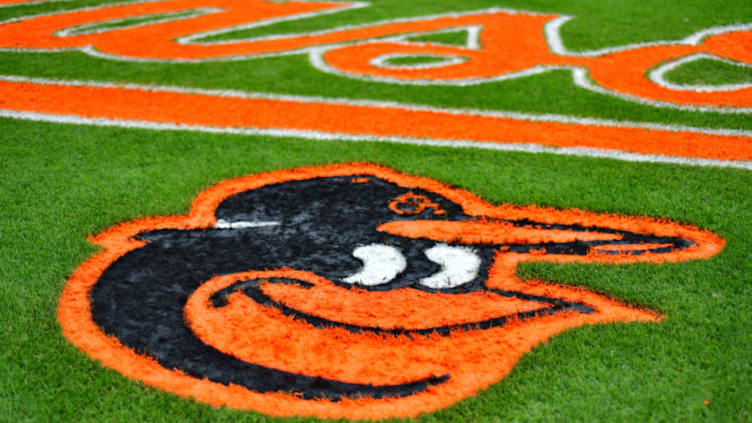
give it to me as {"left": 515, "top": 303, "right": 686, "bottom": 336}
{"left": 2, "top": 0, "right": 751, "bottom": 421}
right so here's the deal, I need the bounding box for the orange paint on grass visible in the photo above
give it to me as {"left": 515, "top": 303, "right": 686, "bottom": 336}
{"left": 59, "top": 163, "right": 725, "bottom": 419}
{"left": 185, "top": 269, "right": 543, "bottom": 386}
{"left": 256, "top": 271, "right": 542, "bottom": 329}
{"left": 2, "top": 79, "right": 752, "bottom": 161}
{"left": 1, "top": 1, "right": 751, "bottom": 108}
{"left": 388, "top": 191, "right": 446, "bottom": 215}
{"left": 379, "top": 219, "right": 623, "bottom": 244}
{"left": 1, "top": 0, "right": 751, "bottom": 161}
{"left": 0, "top": 0, "right": 47, "bottom": 5}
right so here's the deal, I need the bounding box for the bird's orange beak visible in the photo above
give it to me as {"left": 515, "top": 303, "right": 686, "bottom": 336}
{"left": 377, "top": 218, "right": 621, "bottom": 246}
{"left": 184, "top": 269, "right": 552, "bottom": 388}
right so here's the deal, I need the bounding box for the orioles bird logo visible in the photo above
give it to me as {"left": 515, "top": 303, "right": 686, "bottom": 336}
{"left": 59, "top": 163, "right": 724, "bottom": 419}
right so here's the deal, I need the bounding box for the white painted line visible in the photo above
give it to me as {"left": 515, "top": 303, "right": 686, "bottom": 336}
{"left": 4, "top": 74, "right": 751, "bottom": 137}
{"left": 0, "top": 0, "right": 68, "bottom": 8}
{"left": 369, "top": 53, "right": 467, "bottom": 70}
{"left": 388, "top": 25, "right": 482, "bottom": 50}
{"left": 544, "top": 16, "right": 752, "bottom": 57}
{"left": 54, "top": 8, "right": 220, "bottom": 37}
{"left": 2, "top": 109, "right": 750, "bottom": 171}
{"left": 213, "top": 219, "right": 280, "bottom": 229}
{"left": 648, "top": 53, "right": 752, "bottom": 92}
{"left": 1, "top": 1, "right": 750, "bottom": 112}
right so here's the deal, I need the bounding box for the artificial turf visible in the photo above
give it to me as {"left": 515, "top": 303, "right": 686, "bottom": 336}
{"left": 1, "top": 0, "right": 751, "bottom": 421}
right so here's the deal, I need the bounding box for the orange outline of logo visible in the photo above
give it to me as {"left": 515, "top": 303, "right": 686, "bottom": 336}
{"left": 59, "top": 163, "right": 725, "bottom": 419}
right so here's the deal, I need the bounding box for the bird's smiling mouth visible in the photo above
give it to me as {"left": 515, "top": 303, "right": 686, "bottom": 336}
{"left": 186, "top": 269, "right": 594, "bottom": 341}
{"left": 182, "top": 268, "right": 595, "bottom": 391}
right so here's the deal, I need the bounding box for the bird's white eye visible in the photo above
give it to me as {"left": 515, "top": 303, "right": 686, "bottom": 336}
{"left": 419, "top": 244, "right": 481, "bottom": 289}
{"left": 343, "top": 244, "right": 407, "bottom": 286}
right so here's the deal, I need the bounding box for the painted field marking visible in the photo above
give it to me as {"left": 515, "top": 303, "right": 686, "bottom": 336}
{"left": 1, "top": 0, "right": 752, "bottom": 110}
{"left": 59, "top": 163, "right": 725, "bottom": 419}
{"left": 649, "top": 53, "right": 752, "bottom": 92}
{"left": 0, "top": 0, "right": 63, "bottom": 7}
{"left": 1, "top": 75, "right": 751, "bottom": 169}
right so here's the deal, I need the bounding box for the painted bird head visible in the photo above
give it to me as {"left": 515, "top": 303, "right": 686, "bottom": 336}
{"left": 62, "top": 163, "right": 725, "bottom": 419}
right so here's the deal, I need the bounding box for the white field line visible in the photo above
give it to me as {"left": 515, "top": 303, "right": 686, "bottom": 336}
{"left": 3, "top": 74, "right": 751, "bottom": 138}
{"left": 648, "top": 53, "right": 752, "bottom": 92}
{"left": 544, "top": 16, "right": 752, "bottom": 57}
{"left": 369, "top": 53, "right": 467, "bottom": 70}
{"left": 54, "top": 8, "right": 220, "bottom": 37}
{"left": 0, "top": 0, "right": 68, "bottom": 8}
{"left": 2, "top": 109, "right": 751, "bottom": 171}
